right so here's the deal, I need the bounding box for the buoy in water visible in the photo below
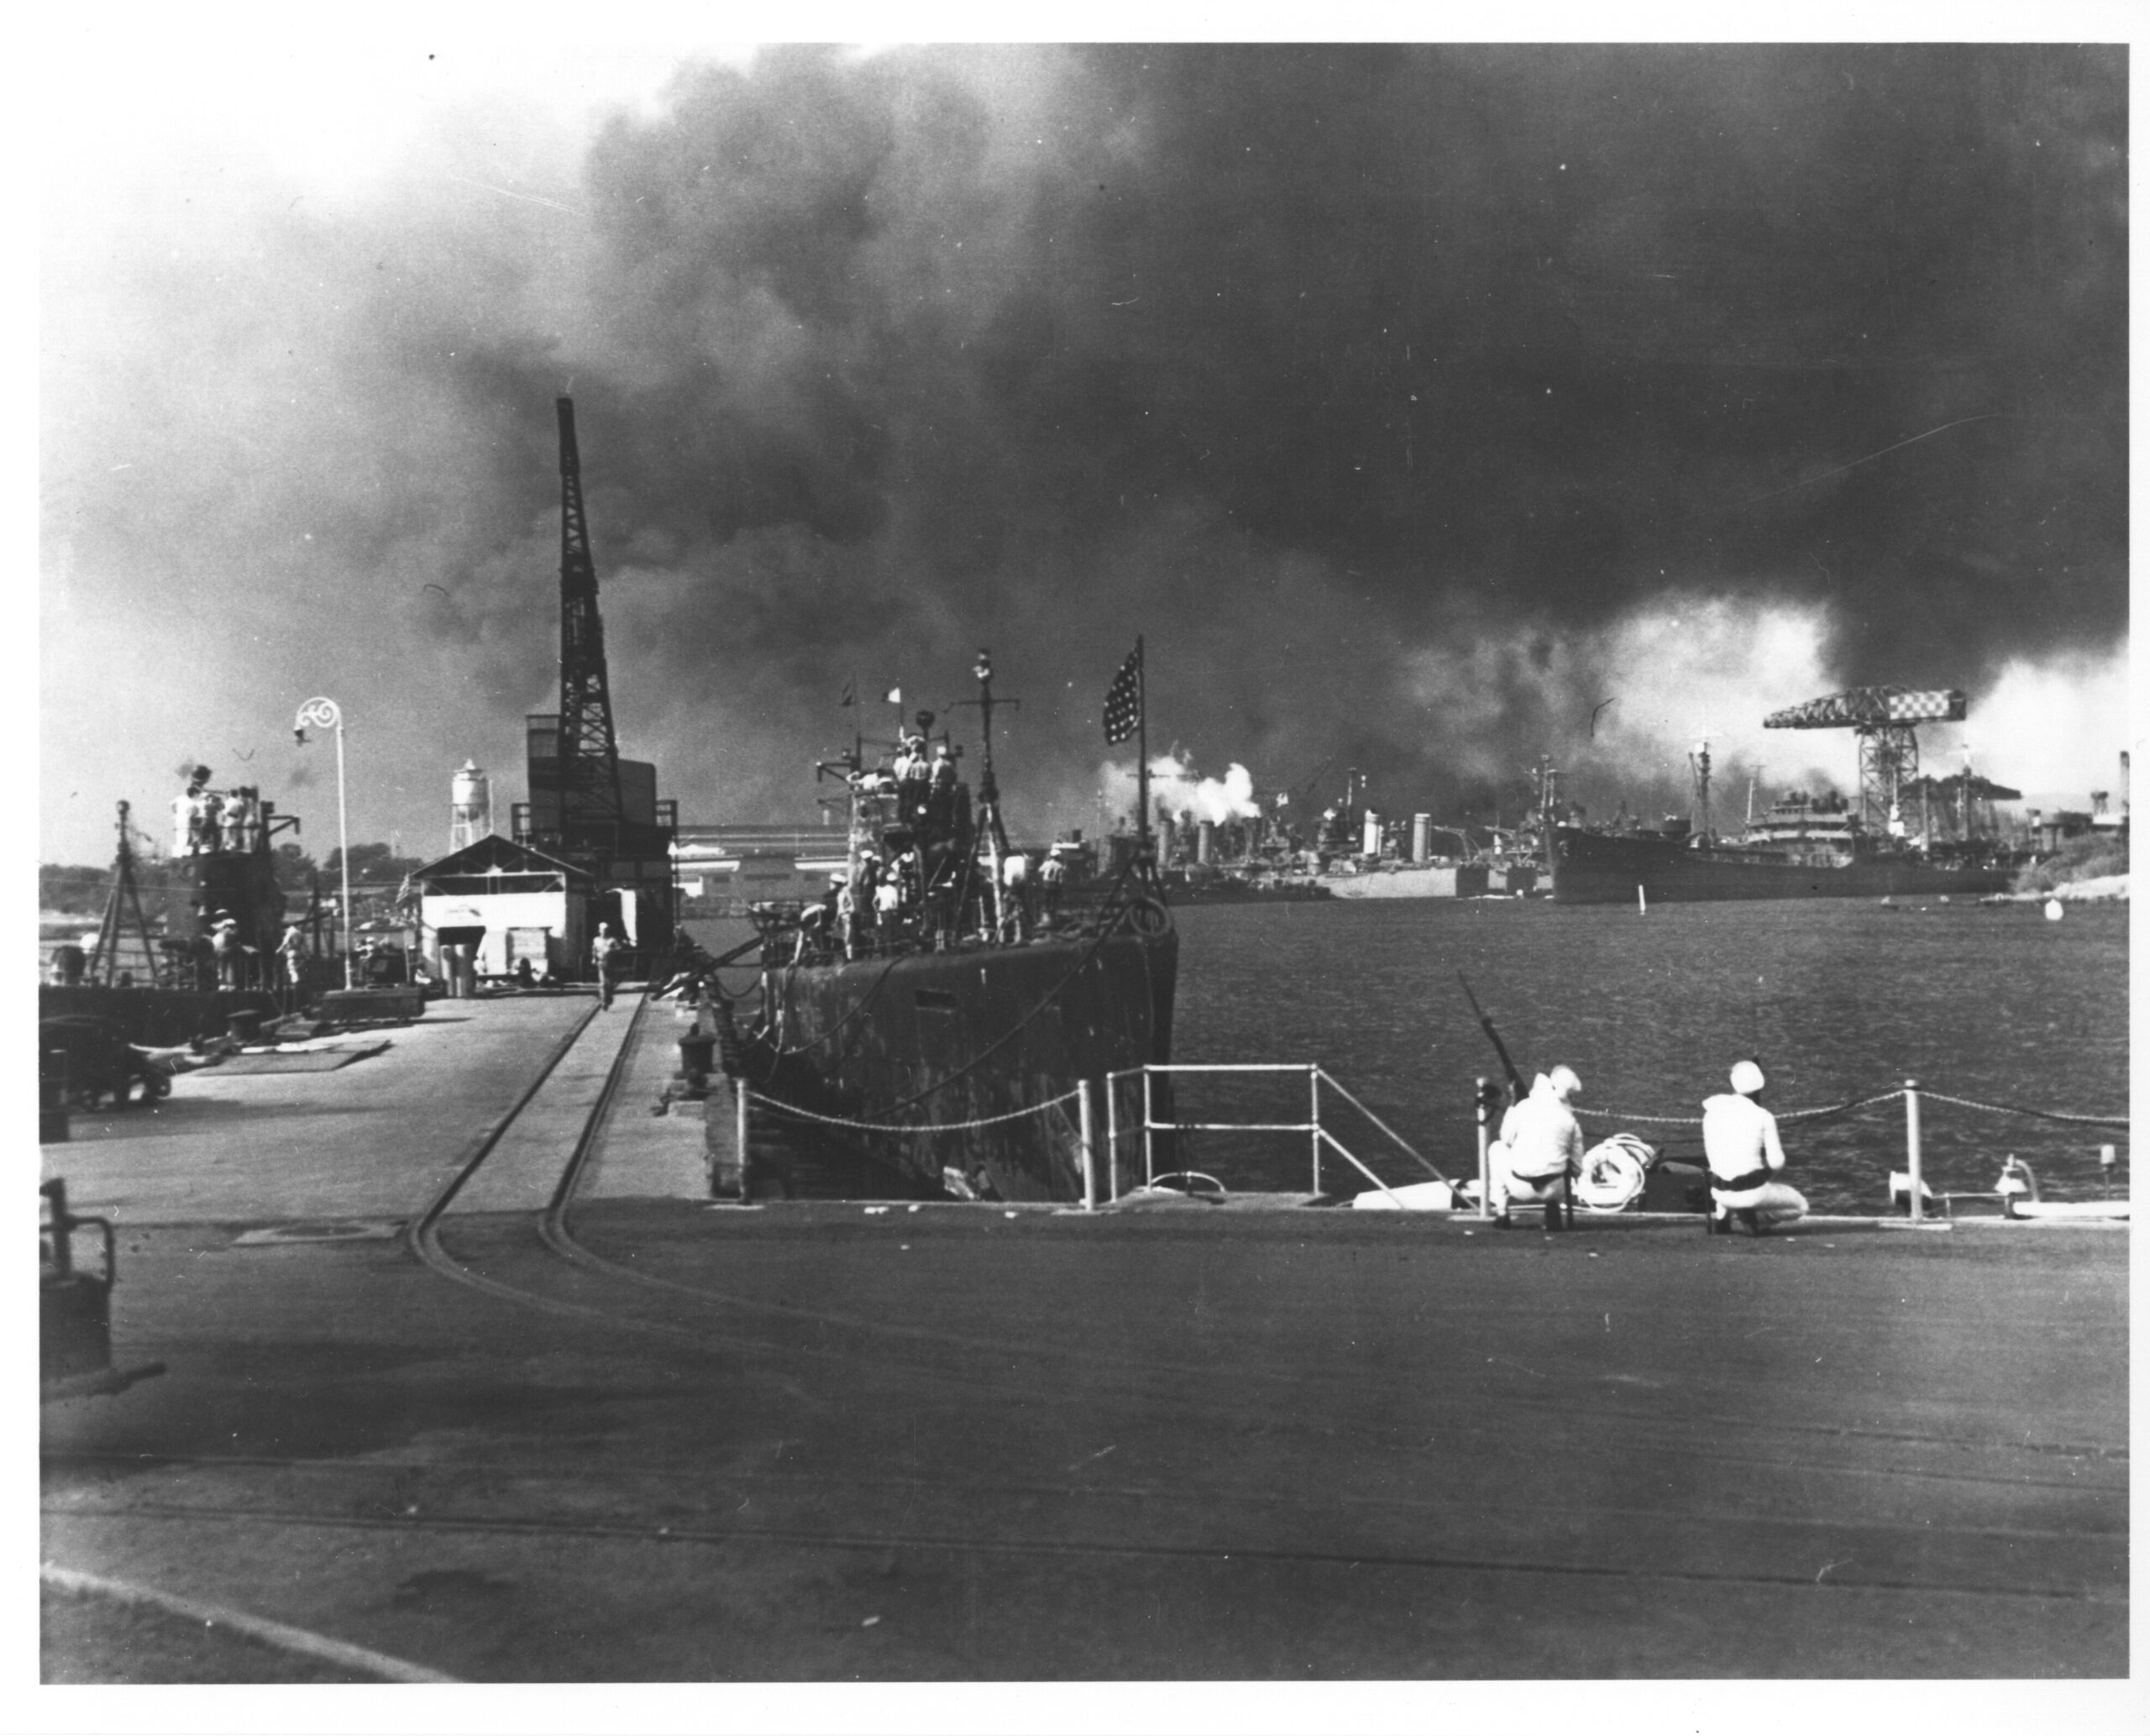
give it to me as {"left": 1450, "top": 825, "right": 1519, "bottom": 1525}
{"left": 2044, "top": 898, "right": 2064, "bottom": 921}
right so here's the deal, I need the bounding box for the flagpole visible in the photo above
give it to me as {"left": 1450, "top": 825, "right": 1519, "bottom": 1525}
{"left": 1135, "top": 635, "right": 1150, "bottom": 862}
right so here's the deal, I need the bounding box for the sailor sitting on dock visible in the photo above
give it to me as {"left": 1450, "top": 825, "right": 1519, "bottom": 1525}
{"left": 1491, "top": 1066, "right": 1585, "bottom": 1228}
{"left": 1702, "top": 1060, "right": 1808, "bottom": 1235}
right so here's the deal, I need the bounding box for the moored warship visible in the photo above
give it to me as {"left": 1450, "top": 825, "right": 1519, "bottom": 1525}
{"left": 710, "top": 652, "right": 1178, "bottom": 1204}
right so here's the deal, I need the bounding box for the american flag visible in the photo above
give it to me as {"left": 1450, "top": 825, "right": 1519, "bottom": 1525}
{"left": 1103, "top": 644, "right": 1142, "bottom": 744}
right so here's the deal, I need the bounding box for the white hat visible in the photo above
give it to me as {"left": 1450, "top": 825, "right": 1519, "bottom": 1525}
{"left": 1547, "top": 1065, "right": 1581, "bottom": 1101}
{"left": 1730, "top": 1059, "right": 1766, "bottom": 1096}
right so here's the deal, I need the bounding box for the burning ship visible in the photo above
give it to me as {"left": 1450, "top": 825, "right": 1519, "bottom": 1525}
{"left": 707, "top": 649, "right": 1177, "bottom": 1204}
{"left": 1548, "top": 686, "right": 2021, "bottom": 903}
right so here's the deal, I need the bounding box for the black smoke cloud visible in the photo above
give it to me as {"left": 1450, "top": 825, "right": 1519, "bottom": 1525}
{"left": 48, "top": 45, "right": 2126, "bottom": 843}
{"left": 535, "top": 45, "right": 2122, "bottom": 821}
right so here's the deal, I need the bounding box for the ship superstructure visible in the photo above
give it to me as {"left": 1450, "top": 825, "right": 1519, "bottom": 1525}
{"left": 711, "top": 654, "right": 1178, "bottom": 1204}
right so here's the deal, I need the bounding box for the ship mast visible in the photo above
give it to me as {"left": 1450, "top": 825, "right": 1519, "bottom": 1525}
{"left": 87, "top": 800, "right": 165, "bottom": 988}
{"left": 961, "top": 648, "right": 1016, "bottom": 856}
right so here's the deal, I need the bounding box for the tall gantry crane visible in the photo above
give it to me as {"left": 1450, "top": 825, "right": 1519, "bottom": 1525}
{"left": 547, "top": 396, "right": 627, "bottom": 837}
{"left": 513, "top": 398, "right": 678, "bottom": 956}
{"left": 1763, "top": 686, "right": 1967, "bottom": 829}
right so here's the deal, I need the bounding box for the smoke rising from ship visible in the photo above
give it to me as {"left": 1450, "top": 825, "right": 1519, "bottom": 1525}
{"left": 41, "top": 44, "right": 2126, "bottom": 855}
{"left": 1102, "top": 753, "right": 1263, "bottom": 831}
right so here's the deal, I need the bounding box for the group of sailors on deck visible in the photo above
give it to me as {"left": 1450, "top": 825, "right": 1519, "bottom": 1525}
{"left": 170, "top": 766, "right": 264, "bottom": 858}
{"left": 1488, "top": 1058, "right": 1808, "bottom": 1232}
{"left": 786, "top": 734, "right": 1074, "bottom": 961}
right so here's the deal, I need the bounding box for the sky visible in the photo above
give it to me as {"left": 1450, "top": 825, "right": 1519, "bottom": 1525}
{"left": 39, "top": 28, "right": 2132, "bottom": 867}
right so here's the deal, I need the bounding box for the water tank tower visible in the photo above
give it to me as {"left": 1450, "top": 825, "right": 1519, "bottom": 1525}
{"left": 449, "top": 759, "right": 492, "bottom": 852}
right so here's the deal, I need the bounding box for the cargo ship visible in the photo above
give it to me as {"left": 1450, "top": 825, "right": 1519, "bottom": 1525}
{"left": 1549, "top": 791, "right": 2017, "bottom": 904}
{"left": 1544, "top": 687, "right": 2032, "bottom": 905}
{"left": 710, "top": 653, "right": 1177, "bottom": 1204}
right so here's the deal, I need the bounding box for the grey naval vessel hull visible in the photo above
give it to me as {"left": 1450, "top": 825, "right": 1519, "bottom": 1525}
{"left": 723, "top": 920, "right": 1177, "bottom": 1204}
{"left": 1550, "top": 826, "right": 2016, "bottom": 904}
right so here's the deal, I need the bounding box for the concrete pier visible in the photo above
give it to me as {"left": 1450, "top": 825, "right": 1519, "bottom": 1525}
{"left": 41, "top": 997, "right": 2126, "bottom": 1681}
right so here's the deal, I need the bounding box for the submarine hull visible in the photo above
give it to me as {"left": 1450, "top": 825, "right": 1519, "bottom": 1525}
{"left": 730, "top": 926, "right": 1177, "bottom": 1203}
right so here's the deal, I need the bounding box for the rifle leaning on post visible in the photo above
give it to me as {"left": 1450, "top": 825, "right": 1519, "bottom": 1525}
{"left": 1456, "top": 972, "right": 1530, "bottom": 1106}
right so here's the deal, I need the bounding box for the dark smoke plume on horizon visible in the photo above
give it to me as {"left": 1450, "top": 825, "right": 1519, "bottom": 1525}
{"left": 45, "top": 45, "right": 2126, "bottom": 845}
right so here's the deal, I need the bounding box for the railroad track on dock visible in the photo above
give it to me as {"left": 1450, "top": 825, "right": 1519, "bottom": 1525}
{"left": 407, "top": 989, "right": 718, "bottom": 1344}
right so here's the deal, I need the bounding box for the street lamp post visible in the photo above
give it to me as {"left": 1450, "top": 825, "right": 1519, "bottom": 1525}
{"left": 294, "top": 697, "right": 354, "bottom": 989}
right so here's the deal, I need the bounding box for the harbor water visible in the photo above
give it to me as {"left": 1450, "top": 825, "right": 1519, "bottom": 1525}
{"left": 1166, "top": 896, "right": 2129, "bottom": 1214}
{"left": 692, "top": 897, "right": 2127, "bottom": 1214}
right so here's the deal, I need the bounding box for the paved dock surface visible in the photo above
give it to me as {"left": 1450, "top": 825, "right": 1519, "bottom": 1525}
{"left": 40, "top": 996, "right": 2127, "bottom": 1681}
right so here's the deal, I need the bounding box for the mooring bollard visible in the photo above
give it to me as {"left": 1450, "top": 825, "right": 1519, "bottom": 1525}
{"left": 1903, "top": 1078, "right": 1923, "bottom": 1225}
{"left": 1475, "top": 1074, "right": 1493, "bottom": 1221}
{"left": 1078, "top": 1078, "right": 1098, "bottom": 1211}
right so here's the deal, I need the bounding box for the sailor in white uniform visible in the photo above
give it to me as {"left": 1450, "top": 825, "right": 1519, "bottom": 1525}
{"left": 1491, "top": 1066, "right": 1585, "bottom": 1227}
{"left": 1702, "top": 1059, "right": 1808, "bottom": 1233}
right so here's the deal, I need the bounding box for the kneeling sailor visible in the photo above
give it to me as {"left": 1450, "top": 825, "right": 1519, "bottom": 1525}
{"left": 1492, "top": 1065, "right": 1584, "bottom": 1228}
{"left": 1702, "top": 1059, "right": 1807, "bottom": 1234}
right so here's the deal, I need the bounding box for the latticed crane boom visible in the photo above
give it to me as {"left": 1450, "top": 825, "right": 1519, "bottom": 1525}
{"left": 1762, "top": 686, "right": 1969, "bottom": 829}
{"left": 1761, "top": 687, "right": 1967, "bottom": 730}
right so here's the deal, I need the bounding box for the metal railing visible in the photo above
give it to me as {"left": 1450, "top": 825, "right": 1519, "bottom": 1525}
{"left": 1102, "top": 1063, "right": 1445, "bottom": 1208}
{"left": 1561, "top": 1074, "right": 2126, "bottom": 1225}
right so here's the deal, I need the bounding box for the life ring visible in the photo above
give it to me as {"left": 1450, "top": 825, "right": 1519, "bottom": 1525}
{"left": 1574, "top": 1132, "right": 1654, "bottom": 1213}
{"left": 1122, "top": 897, "right": 1172, "bottom": 937}
{"left": 1140, "top": 1171, "right": 1227, "bottom": 1203}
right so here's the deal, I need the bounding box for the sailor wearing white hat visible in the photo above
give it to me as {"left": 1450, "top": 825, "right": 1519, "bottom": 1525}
{"left": 831, "top": 869, "right": 858, "bottom": 958}
{"left": 210, "top": 911, "right": 245, "bottom": 988}
{"left": 1491, "top": 1064, "right": 1585, "bottom": 1229}
{"left": 275, "top": 920, "right": 307, "bottom": 989}
{"left": 590, "top": 926, "right": 621, "bottom": 1010}
{"left": 1701, "top": 1059, "right": 1808, "bottom": 1234}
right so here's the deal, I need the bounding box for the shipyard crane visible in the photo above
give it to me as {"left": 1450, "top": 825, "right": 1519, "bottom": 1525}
{"left": 548, "top": 397, "right": 626, "bottom": 835}
{"left": 1762, "top": 686, "right": 1967, "bottom": 831}
{"left": 1282, "top": 755, "right": 1338, "bottom": 816}
{"left": 514, "top": 398, "right": 678, "bottom": 956}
